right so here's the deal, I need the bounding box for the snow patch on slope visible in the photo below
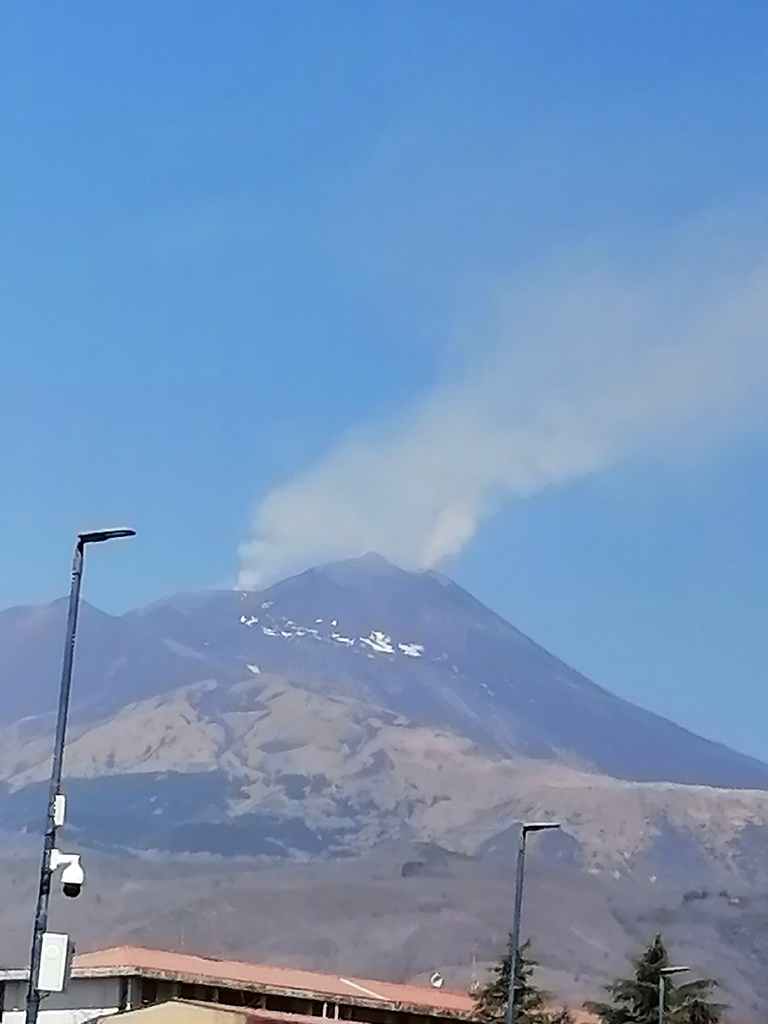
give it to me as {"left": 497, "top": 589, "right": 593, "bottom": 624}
{"left": 239, "top": 610, "right": 423, "bottom": 659}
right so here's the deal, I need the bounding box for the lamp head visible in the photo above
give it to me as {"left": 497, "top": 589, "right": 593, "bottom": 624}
{"left": 78, "top": 528, "right": 136, "bottom": 546}
{"left": 522, "top": 821, "right": 561, "bottom": 834}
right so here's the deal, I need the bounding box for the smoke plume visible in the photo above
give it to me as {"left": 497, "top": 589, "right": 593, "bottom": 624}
{"left": 238, "top": 233, "right": 768, "bottom": 588}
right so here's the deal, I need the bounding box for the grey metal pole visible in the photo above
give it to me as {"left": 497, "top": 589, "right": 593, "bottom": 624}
{"left": 23, "top": 528, "right": 134, "bottom": 1023}
{"left": 25, "top": 539, "right": 86, "bottom": 1024}
{"left": 658, "top": 973, "right": 665, "bottom": 1024}
{"left": 505, "top": 826, "right": 528, "bottom": 1024}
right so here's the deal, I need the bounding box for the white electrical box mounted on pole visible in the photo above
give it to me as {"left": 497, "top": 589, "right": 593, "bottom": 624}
{"left": 36, "top": 932, "right": 74, "bottom": 993}
{"left": 53, "top": 794, "right": 66, "bottom": 828}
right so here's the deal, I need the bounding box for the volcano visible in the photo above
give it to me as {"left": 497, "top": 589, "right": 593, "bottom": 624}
{"left": 2, "top": 553, "right": 767, "bottom": 789}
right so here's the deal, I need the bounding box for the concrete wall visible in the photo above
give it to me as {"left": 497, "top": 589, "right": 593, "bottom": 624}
{"left": 2, "top": 976, "right": 122, "bottom": 1023}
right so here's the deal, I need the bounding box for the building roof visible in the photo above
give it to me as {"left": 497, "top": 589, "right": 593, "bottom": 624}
{"left": 70, "top": 945, "right": 475, "bottom": 1016}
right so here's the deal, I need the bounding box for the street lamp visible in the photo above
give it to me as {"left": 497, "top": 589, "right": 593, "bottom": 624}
{"left": 659, "top": 966, "right": 688, "bottom": 1024}
{"left": 25, "top": 528, "right": 135, "bottom": 1024}
{"left": 505, "top": 822, "right": 561, "bottom": 1024}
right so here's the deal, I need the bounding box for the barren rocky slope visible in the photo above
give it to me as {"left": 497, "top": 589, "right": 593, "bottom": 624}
{"left": 4, "top": 673, "right": 768, "bottom": 889}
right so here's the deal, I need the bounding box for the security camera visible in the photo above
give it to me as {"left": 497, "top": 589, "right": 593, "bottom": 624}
{"left": 61, "top": 859, "right": 85, "bottom": 899}
{"left": 50, "top": 850, "right": 85, "bottom": 899}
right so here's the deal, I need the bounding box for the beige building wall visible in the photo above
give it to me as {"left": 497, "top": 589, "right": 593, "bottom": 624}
{"left": 91, "top": 1001, "right": 253, "bottom": 1023}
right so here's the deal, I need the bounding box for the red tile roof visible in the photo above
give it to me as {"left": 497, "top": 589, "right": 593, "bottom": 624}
{"left": 74, "top": 946, "right": 475, "bottom": 1016}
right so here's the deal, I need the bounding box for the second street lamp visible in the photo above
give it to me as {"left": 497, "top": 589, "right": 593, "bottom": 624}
{"left": 505, "top": 822, "right": 561, "bottom": 1024}
{"left": 659, "top": 965, "right": 688, "bottom": 1024}
{"left": 24, "top": 528, "right": 136, "bottom": 1024}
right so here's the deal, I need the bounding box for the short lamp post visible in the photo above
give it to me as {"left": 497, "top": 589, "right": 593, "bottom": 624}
{"left": 505, "top": 822, "right": 561, "bottom": 1024}
{"left": 25, "top": 529, "right": 135, "bottom": 1024}
{"left": 659, "top": 965, "right": 688, "bottom": 1024}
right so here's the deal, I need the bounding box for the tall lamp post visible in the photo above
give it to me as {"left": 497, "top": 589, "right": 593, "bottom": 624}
{"left": 505, "top": 821, "right": 560, "bottom": 1024}
{"left": 25, "top": 529, "right": 135, "bottom": 1024}
{"left": 659, "top": 965, "right": 688, "bottom": 1024}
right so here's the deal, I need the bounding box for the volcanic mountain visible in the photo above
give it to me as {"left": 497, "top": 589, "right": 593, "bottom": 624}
{"left": 2, "top": 553, "right": 765, "bottom": 780}
{"left": 2, "top": 554, "right": 768, "bottom": 859}
{"left": 132, "top": 553, "right": 768, "bottom": 788}
{"left": 4, "top": 556, "right": 768, "bottom": 1015}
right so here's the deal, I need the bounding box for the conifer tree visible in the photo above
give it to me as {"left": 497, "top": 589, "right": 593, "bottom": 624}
{"left": 586, "top": 935, "right": 725, "bottom": 1024}
{"left": 670, "top": 979, "right": 725, "bottom": 1024}
{"left": 473, "top": 937, "right": 550, "bottom": 1024}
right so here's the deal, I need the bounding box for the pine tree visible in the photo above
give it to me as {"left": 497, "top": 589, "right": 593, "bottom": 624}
{"left": 670, "top": 979, "right": 726, "bottom": 1024}
{"left": 586, "top": 935, "right": 725, "bottom": 1024}
{"left": 587, "top": 934, "right": 668, "bottom": 1024}
{"left": 473, "top": 937, "right": 549, "bottom": 1024}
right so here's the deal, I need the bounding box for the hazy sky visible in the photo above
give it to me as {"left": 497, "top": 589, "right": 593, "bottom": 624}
{"left": 4, "top": 2, "right": 768, "bottom": 758}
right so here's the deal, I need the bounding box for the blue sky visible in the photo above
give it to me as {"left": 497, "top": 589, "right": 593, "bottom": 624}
{"left": 3, "top": 1, "right": 768, "bottom": 757}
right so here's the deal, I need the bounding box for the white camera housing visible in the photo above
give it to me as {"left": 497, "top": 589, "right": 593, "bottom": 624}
{"left": 50, "top": 850, "right": 85, "bottom": 899}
